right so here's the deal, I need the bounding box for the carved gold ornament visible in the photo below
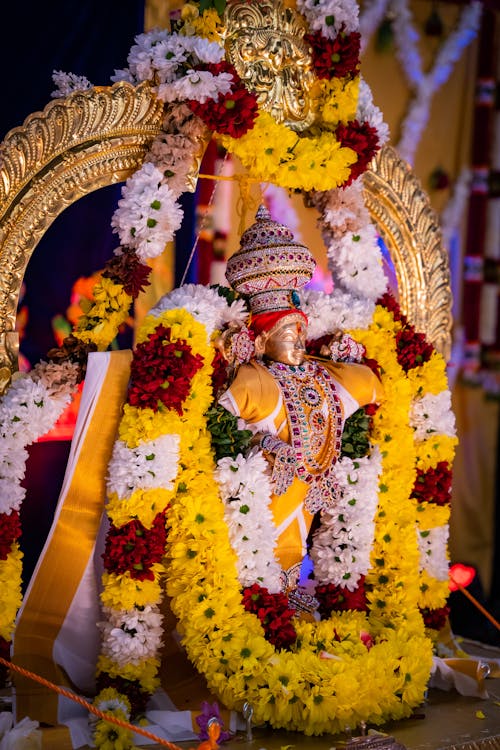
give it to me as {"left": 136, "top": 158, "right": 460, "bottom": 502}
{"left": 0, "top": 82, "right": 165, "bottom": 394}
{"left": 363, "top": 146, "right": 453, "bottom": 360}
{"left": 223, "top": 0, "right": 318, "bottom": 131}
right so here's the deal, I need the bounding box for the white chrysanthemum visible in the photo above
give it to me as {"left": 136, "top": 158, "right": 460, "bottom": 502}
{"left": 122, "top": 28, "right": 172, "bottom": 82}
{"left": 327, "top": 222, "right": 387, "bottom": 301}
{"left": 297, "top": 0, "right": 359, "bottom": 37}
{"left": 110, "top": 67, "right": 136, "bottom": 84}
{"left": 410, "top": 390, "right": 457, "bottom": 441}
{"left": 357, "top": 78, "right": 390, "bottom": 146}
{"left": 146, "top": 134, "right": 201, "bottom": 197}
{"left": 149, "top": 37, "right": 192, "bottom": 83}
{"left": 313, "top": 180, "right": 371, "bottom": 239}
{"left": 0, "top": 378, "right": 71, "bottom": 444}
{"left": 0, "top": 470, "right": 28, "bottom": 514}
{"left": 311, "top": 449, "right": 382, "bottom": 590}
{"left": 157, "top": 69, "right": 233, "bottom": 104}
{"left": 51, "top": 70, "right": 92, "bottom": 98}
{"left": 417, "top": 525, "right": 450, "bottom": 581}
{"left": 111, "top": 162, "right": 183, "bottom": 260}
{"left": 150, "top": 284, "right": 248, "bottom": 337}
{"left": 215, "top": 452, "right": 282, "bottom": 592}
{"left": 106, "top": 434, "right": 180, "bottom": 499}
{"left": 300, "top": 288, "right": 375, "bottom": 338}
{"left": 184, "top": 35, "right": 226, "bottom": 64}
{"left": 99, "top": 605, "right": 164, "bottom": 666}
{"left": 162, "top": 102, "right": 207, "bottom": 139}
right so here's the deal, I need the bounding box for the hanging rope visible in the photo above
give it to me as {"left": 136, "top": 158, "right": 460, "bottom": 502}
{"left": 0, "top": 656, "right": 209, "bottom": 750}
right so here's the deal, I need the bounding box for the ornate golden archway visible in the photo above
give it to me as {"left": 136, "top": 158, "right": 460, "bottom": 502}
{"left": 0, "top": 82, "right": 452, "bottom": 394}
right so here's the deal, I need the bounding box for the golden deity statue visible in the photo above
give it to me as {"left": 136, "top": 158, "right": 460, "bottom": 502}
{"left": 223, "top": 0, "right": 317, "bottom": 131}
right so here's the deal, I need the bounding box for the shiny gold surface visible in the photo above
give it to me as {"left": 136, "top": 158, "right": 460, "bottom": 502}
{"left": 0, "top": 81, "right": 165, "bottom": 392}
{"left": 223, "top": 0, "right": 317, "bottom": 131}
{"left": 363, "top": 145, "right": 453, "bottom": 360}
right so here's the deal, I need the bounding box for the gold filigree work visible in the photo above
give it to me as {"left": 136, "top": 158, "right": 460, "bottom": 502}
{"left": 362, "top": 146, "right": 453, "bottom": 360}
{"left": 0, "top": 82, "right": 165, "bottom": 391}
{"left": 223, "top": 0, "right": 317, "bottom": 131}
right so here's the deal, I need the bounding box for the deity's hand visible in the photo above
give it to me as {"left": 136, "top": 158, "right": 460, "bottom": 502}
{"left": 259, "top": 434, "right": 296, "bottom": 495}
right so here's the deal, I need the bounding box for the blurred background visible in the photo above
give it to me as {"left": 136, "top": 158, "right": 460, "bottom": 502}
{"left": 2, "top": 0, "right": 499, "bottom": 643}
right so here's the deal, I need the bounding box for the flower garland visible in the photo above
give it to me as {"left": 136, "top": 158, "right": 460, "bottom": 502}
{"left": 92, "top": 281, "right": 456, "bottom": 744}
{"left": 0, "top": 0, "right": 457, "bottom": 745}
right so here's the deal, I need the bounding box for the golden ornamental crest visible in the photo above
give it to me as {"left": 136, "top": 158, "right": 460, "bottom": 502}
{"left": 223, "top": 0, "right": 317, "bottom": 131}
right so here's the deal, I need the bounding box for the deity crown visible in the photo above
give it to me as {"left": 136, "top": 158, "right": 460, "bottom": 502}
{"left": 225, "top": 205, "right": 316, "bottom": 315}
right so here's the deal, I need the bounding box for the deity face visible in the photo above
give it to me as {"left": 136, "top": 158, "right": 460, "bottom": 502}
{"left": 261, "top": 317, "right": 308, "bottom": 366}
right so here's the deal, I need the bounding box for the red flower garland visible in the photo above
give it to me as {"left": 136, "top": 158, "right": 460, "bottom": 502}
{"left": 377, "top": 292, "right": 407, "bottom": 323}
{"left": 188, "top": 61, "right": 259, "bottom": 139}
{"left": 0, "top": 511, "right": 21, "bottom": 560}
{"left": 102, "top": 246, "right": 152, "bottom": 298}
{"left": 128, "top": 324, "right": 204, "bottom": 414}
{"left": 102, "top": 511, "right": 167, "bottom": 581}
{"left": 314, "top": 577, "right": 368, "bottom": 619}
{"left": 242, "top": 583, "right": 297, "bottom": 650}
{"left": 420, "top": 605, "right": 450, "bottom": 631}
{"left": 395, "top": 326, "right": 435, "bottom": 371}
{"left": 304, "top": 29, "right": 361, "bottom": 80}
{"left": 411, "top": 461, "right": 452, "bottom": 506}
{"left": 335, "top": 119, "right": 379, "bottom": 185}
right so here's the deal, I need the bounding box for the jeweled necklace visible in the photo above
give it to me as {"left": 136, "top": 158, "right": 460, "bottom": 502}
{"left": 267, "top": 359, "right": 343, "bottom": 512}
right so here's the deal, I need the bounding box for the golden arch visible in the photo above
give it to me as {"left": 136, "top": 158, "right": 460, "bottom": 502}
{"left": 0, "top": 83, "right": 452, "bottom": 394}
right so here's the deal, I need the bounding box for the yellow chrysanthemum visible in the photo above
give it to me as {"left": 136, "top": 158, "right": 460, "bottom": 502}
{"left": 319, "top": 77, "right": 360, "bottom": 125}
{"left": 0, "top": 545, "right": 23, "bottom": 640}
{"left": 106, "top": 488, "right": 174, "bottom": 529}
{"left": 219, "top": 112, "right": 356, "bottom": 191}
{"left": 100, "top": 569, "right": 164, "bottom": 611}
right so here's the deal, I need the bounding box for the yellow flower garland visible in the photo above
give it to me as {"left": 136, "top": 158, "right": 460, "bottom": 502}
{"left": 96, "top": 301, "right": 455, "bottom": 738}
{"left": 219, "top": 111, "right": 358, "bottom": 192}
{"left": 159, "top": 306, "right": 433, "bottom": 734}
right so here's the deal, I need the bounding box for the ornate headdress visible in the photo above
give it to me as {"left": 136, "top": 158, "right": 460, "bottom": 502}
{"left": 225, "top": 205, "right": 316, "bottom": 333}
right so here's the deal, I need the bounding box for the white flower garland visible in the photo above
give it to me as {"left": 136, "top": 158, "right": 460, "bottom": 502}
{"left": 106, "top": 434, "right": 180, "bottom": 498}
{"left": 0, "top": 362, "right": 79, "bottom": 514}
{"left": 391, "top": 0, "right": 482, "bottom": 164}
{"left": 417, "top": 525, "right": 450, "bottom": 582}
{"left": 310, "top": 447, "right": 383, "bottom": 590}
{"left": 409, "top": 390, "right": 457, "bottom": 442}
{"left": 149, "top": 283, "right": 248, "bottom": 338}
{"left": 215, "top": 452, "right": 282, "bottom": 593}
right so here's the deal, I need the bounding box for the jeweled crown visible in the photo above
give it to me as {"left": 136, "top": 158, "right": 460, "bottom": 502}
{"left": 225, "top": 205, "right": 316, "bottom": 315}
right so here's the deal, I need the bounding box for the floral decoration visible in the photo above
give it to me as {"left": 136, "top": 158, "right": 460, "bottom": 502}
{"left": 0, "top": 0, "right": 458, "bottom": 745}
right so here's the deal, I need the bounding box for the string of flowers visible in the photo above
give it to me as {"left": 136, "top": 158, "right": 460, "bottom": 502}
{"left": 389, "top": 0, "right": 482, "bottom": 164}
{"left": 0, "top": 0, "right": 457, "bottom": 745}
{"left": 0, "top": 361, "right": 80, "bottom": 666}
{"left": 90, "top": 272, "right": 459, "bottom": 747}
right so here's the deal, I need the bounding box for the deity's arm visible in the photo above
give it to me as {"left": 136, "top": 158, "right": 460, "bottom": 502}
{"left": 218, "top": 360, "right": 286, "bottom": 437}
{"left": 322, "top": 360, "right": 384, "bottom": 421}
